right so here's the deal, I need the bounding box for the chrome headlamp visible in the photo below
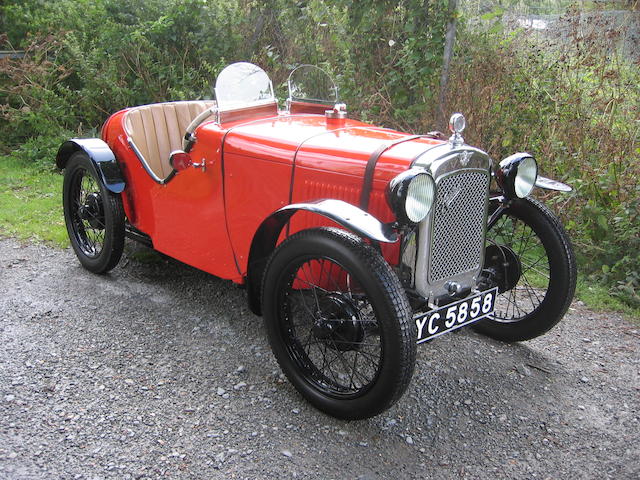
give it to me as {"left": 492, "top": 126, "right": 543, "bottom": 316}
{"left": 496, "top": 153, "right": 538, "bottom": 198}
{"left": 387, "top": 168, "right": 436, "bottom": 224}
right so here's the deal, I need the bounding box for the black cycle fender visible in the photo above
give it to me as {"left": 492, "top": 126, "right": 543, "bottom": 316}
{"left": 246, "top": 199, "right": 398, "bottom": 315}
{"left": 56, "top": 138, "right": 125, "bottom": 194}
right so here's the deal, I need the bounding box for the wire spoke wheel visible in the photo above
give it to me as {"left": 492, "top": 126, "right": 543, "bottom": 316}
{"left": 474, "top": 198, "right": 576, "bottom": 342}
{"left": 69, "top": 168, "right": 106, "bottom": 257}
{"left": 63, "top": 152, "right": 125, "bottom": 274}
{"left": 282, "top": 257, "right": 382, "bottom": 396}
{"left": 487, "top": 211, "right": 550, "bottom": 322}
{"left": 262, "top": 228, "right": 415, "bottom": 420}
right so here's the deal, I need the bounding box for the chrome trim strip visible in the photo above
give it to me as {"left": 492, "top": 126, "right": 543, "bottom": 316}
{"left": 127, "top": 138, "right": 171, "bottom": 185}
{"left": 412, "top": 144, "right": 492, "bottom": 176}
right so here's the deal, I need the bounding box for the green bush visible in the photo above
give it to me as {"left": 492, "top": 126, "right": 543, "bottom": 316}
{"left": 440, "top": 8, "right": 640, "bottom": 307}
{"left": 1, "top": 0, "right": 450, "bottom": 141}
{"left": 0, "top": 0, "right": 245, "bottom": 145}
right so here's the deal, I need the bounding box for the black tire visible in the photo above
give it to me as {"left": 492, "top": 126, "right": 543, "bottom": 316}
{"left": 262, "top": 227, "right": 416, "bottom": 420}
{"left": 63, "top": 152, "right": 125, "bottom": 273}
{"left": 473, "top": 197, "right": 576, "bottom": 342}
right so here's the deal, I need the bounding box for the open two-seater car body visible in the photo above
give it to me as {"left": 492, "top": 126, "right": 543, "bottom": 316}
{"left": 56, "top": 63, "right": 576, "bottom": 419}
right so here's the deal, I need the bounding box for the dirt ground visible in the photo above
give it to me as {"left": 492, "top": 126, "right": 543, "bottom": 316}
{"left": 1, "top": 238, "right": 638, "bottom": 479}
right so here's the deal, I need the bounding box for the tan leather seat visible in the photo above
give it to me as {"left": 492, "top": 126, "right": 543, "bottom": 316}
{"left": 124, "top": 101, "right": 216, "bottom": 180}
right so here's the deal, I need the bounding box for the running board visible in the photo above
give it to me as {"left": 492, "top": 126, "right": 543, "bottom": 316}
{"left": 125, "top": 223, "right": 153, "bottom": 247}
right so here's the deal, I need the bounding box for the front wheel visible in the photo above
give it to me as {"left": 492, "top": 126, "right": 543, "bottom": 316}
{"left": 473, "top": 197, "right": 576, "bottom": 342}
{"left": 262, "top": 228, "right": 416, "bottom": 420}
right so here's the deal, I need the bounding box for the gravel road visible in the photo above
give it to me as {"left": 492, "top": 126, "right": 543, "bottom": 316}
{"left": 1, "top": 238, "right": 638, "bottom": 479}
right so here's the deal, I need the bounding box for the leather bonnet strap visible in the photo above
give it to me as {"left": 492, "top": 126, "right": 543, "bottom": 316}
{"left": 359, "top": 134, "right": 433, "bottom": 211}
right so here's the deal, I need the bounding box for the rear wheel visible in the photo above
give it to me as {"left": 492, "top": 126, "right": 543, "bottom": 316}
{"left": 473, "top": 197, "right": 576, "bottom": 342}
{"left": 63, "top": 152, "right": 125, "bottom": 273}
{"left": 262, "top": 228, "right": 416, "bottom": 420}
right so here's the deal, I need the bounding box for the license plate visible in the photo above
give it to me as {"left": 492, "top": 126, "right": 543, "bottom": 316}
{"left": 415, "top": 287, "right": 498, "bottom": 344}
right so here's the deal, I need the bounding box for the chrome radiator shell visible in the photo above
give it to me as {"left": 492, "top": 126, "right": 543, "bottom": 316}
{"left": 408, "top": 144, "right": 492, "bottom": 300}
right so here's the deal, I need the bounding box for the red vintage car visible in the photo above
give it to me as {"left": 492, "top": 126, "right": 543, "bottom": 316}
{"left": 56, "top": 63, "right": 576, "bottom": 419}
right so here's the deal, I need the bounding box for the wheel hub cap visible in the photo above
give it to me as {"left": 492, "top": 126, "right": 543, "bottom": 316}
{"left": 313, "top": 294, "right": 364, "bottom": 352}
{"left": 483, "top": 244, "right": 522, "bottom": 293}
{"left": 79, "top": 193, "right": 105, "bottom": 229}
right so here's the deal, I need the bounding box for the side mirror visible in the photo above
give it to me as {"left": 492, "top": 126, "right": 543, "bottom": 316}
{"left": 169, "top": 151, "right": 193, "bottom": 172}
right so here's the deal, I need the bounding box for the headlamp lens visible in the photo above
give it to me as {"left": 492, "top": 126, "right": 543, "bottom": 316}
{"left": 406, "top": 174, "right": 435, "bottom": 223}
{"left": 515, "top": 156, "right": 538, "bottom": 198}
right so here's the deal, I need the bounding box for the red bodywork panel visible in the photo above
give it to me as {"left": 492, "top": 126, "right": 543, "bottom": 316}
{"left": 102, "top": 111, "right": 444, "bottom": 283}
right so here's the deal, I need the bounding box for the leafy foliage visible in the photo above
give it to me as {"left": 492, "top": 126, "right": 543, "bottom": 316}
{"left": 441, "top": 6, "right": 640, "bottom": 307}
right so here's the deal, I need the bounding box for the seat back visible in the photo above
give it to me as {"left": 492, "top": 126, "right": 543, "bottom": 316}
{"left": 124, "top": 101, "right": 216, "bottom": 180}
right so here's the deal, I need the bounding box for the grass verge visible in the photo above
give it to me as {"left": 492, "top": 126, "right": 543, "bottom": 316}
{"left": 0, "top": 155, "right": 67, "bottom": 246}
{"left": 0, "top": 157, "right": 638, "bottom": 320}
{"left": 576, "top": 279, "right": 640, "bottom": 321}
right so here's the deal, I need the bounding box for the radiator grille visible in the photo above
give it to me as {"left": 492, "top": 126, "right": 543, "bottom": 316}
{"left": 429, "top": 170, "right": 489, "bottom": 283}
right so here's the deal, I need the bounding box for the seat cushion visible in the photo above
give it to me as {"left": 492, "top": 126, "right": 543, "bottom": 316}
{"left": 124, "top": 101, "right": 216, "bottom": 179}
